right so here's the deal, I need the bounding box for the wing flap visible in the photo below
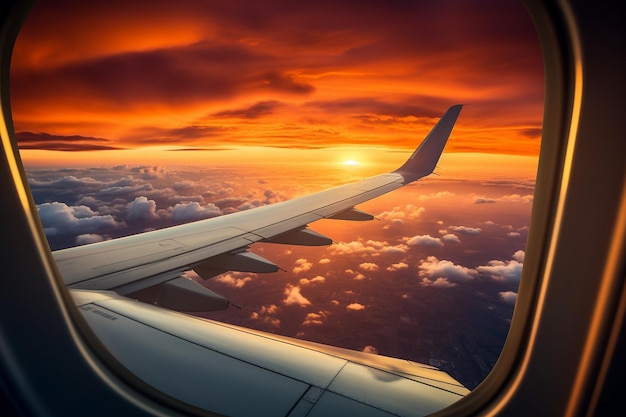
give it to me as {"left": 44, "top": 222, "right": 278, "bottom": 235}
{"left": 73, "top": 290, "right": 468, "bottom": 415}
{"left": 328, "top": 208, "right": 375, "bottom": 221}
{"left": 264, "top": 228, "right": 333, "bottom": 246}
{"left": 194, "top": 251, "right": 279, "bottom": 278}
{"left": 128, "top": 277, "right": 231, "bottom": 312}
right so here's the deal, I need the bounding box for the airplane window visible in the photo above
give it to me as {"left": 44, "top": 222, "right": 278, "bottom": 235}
{"left": 10, "top": 0, "right": 543, "bottom": 414}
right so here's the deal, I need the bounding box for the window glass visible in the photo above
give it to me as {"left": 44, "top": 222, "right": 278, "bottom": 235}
{"left": 11, "top": 0, "right": 542, "bottom": 392}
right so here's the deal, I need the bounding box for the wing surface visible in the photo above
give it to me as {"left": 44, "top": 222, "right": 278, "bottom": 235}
{"left": 72, "top": 289, "right": 469, "bottom": 416}
{"left": 54, "top": 105, "right": 462, "bottom": 310}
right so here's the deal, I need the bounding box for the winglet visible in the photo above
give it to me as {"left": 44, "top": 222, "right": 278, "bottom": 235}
{"left": 394, "top": 104, "right": 463, "bottom": 182}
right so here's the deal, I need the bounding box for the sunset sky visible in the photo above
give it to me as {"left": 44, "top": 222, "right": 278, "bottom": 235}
{"left": 10, "top": 0, "right": 543, "bottom": 167}
{"left": 10, "top": 1, "right": 544, "bottom": 389}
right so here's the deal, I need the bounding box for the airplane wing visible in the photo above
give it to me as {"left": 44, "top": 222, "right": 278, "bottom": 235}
{"left": 72, "top": 288, "right": 469, "bottom": 417}
{"left": 55, "top": 105, "right": 466, "bottom": 416}
{"left": 54, "top": 104, "right": 463, "bottom": 312}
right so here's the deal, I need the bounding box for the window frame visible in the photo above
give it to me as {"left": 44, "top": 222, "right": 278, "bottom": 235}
{"left": 1, "top": 1, "right": 624, "bottom": 416}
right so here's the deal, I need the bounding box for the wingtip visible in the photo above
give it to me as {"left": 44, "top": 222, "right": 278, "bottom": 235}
{"left": 394, "top": 105, "right": 463, "bottom": 181}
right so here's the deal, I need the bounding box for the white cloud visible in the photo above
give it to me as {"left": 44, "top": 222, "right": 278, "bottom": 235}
{"left": 168, "top": 195, "right": 204, "bottom": 204}
{"left": 170, "top": 201, "right": 222, "bottom": 222}
{"left": 74, "top": 195, "right": 106, "bottom": 209}
{"left": 330, "top": 240, "right": 378, "bottom": 256}
{"left": 171, "top": 180, "right": 196, "bottom": 191}
{"left": 329, "top": 239, "right": 406, "bottom": 257}
{"left": 299, "top": 275, "right": 326, "bottom": 285}
{"left": 473, "top": 194, "right": 533, "bottom": 204}
{"left": 346, "top": 303, "right": 365, "bottom": 311}
{"left": 359, "top": 262, "right": 379, "bottom": 271}
{"left": 262, "top": 188, "right": 285, "bottom": 204}
{"left": 386, "top": 262, "right": 408, "bottom": 272}
{"left": 499, "top": 291, "right": 518, "bottom": 304}
{"left": 377, "top": 205, "right": 424, "bottom": 221}
{"left": 302, "top": 311, "right": 329, "bottom": 326}
{"left": 418, "top": 191, "right": 455, "bottom": 201}
{"left": 403, "top": 234, "right": 444, "bottom": 247}
{"left": 404, "top": 204, "right": 426, "bottom": 219}
{"left": 126, "top": 196, "right": 159, "bottom": 222}
{"left": 249, "top": 312, "right": 281, "bottom": 327}
{"left": 293, "top": 258, "right": 313, "bottom": 274}
{"left": 441, "top": 234, "right": 460, "bottom": 243}
{"left": 29, "top": 175, "right": 101, "bottom": 190}
{"left": 382, "top": 244, "right": 409, "bottom": 255}
{"left": 130, "top": 165, "right": 168, "bottom": 180}
{"left": 214, "top": 272, "right": 254, "bottom": 288}
{"left": 417, "top": 256, "right": 477, "bottom": 283}
{"left": 500, "top": 194, "right": 534, "bottom": 204}
{"left": 362, "top": 345, "right": 379, "bottom": 354}
{"left": 97, "top": 179, "right": 153, "bottom": 198}
{"left": 283, "top": 284, "right": 311, "bottom": 307}
{"left": 75, "top": 233, "right": 105, "bottom": 245}
{"left": 477, "top": 260, "right": 523, "bottom": 283}
{"left": 420, "top": 277, "right": 457, "bottom": 288}
{"left": 236, "top": 201, "right": 262, "bottom": 211}
{"left": 260, "top": 304, "right": 279, "bottom": 314}
{"left": 449, "top": 225, "right": 482, "bottom": 235}
{"left": 345, "top": 269, "right": 366, "bottom": 280}
{"left": 250, "top": 304, "right": 281, "bottom": 327}
{"left": 476, "top": 251, "right": 525, "bottom": 283}
{"left": 37, "top": 202, "right": 118, "bottom": 236}
{"left": 512, "top": 250, "right": 525, "bottom": 262}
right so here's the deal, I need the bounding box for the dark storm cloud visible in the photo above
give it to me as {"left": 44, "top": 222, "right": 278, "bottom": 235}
{"left": 12, "top": 0, "right": 543, "bottom": 154}
{"left": 117, "top": 125, "right": 233, "bottom": 146}
{"left": 16, "top": 132, "right": 121, "bottom": 151}
{"left": 213, "top": 100, "right": 284, "bottom": 119}
{"left": 12, "top": 42, "right": 314, "bottom": 109}
{"left": 305, "top": 97, "right": 445, "bottom": 119}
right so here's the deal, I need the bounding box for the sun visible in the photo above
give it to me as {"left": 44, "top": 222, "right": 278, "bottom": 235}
{"left": 342, "top": 159, "right": 360, "bottom": 166}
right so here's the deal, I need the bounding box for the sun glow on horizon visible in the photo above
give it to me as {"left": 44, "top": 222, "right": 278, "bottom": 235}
{"left": 342, "top": 159, "right": 360, "bottom": 166}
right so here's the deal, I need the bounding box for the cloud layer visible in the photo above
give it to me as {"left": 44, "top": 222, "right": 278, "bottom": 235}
{"left": 28, "top": 165, "right": 292, "bottom": 249}
{"left": 27, "top": 163, "right": 534, "bottom": 390}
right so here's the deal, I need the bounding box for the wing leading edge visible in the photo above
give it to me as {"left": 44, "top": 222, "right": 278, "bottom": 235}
{"left": 55, "top": 105, "right": 462, "bottom": 311}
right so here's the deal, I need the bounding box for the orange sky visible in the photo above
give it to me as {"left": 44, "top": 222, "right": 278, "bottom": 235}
{"left": 10, "top": 0, "right": 544, "bottom": 166}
